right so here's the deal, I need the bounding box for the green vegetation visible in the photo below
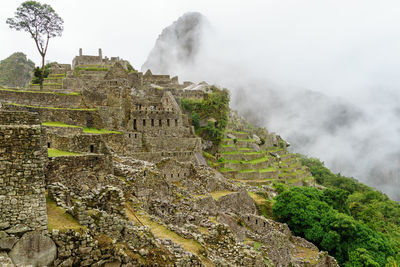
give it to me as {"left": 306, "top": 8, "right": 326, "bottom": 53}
{"left": 46, "top": 195, "right": 83, "bottom": 231}
{"left": 273, "top": 187, "right": 396, "bottom": 266}
{"left": 181, "top": 86, "right": 230, "bottom": 146}
{"left": 7, "top": 1, "right": 63, "bottom": 90}
{"left": 48, "top": 148, "right": 80, "bottom": 157}
{"left": 42, "top": 121, "right": 121, "bottom": 134}
{"left": 83, "top": 127, "right": 121, "bottom": 134}
{"left": 0, "top": 52, "right": 34, "bottom": 87}
{"left": 74, "top": 66, "right": 109, "bottom": 72}
{"left": 0, "top": 87, "right": 79, "bottom": 96}
{"left": 31, "top": 63, "right": 52, "bottom": 84}
{"left": 271, "top": 156, "right": 400, "bottom": 266}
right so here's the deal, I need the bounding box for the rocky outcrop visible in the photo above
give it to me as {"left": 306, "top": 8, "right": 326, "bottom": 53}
{"left": 9, "top": 232, "right": 57, "bottom": 267}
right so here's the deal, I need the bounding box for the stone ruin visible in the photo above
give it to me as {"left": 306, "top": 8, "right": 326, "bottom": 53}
{"left": 0, "top": 49, "right": 338, "bottom": 266}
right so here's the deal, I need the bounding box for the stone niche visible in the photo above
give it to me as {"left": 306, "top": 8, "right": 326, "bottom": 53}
{"left": 0, "top": 111, "right": 48, "bottom": 232}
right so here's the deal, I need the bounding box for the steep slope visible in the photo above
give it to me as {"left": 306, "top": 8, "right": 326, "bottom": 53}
{"left": 141, "top": 12, "right": 400, "bottom": 203}
{"left": 141, "top": 12, "right": 207, "bottom": 75}
{"left": 0, "top": 52, "right": 35, "bottom": 88}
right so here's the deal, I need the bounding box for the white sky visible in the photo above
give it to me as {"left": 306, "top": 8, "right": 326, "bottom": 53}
{"left": 2, "top": 0, "right": 400, "bottom": 196}
{"left": 2, "top": 0, "right": 400, "bottom": 98}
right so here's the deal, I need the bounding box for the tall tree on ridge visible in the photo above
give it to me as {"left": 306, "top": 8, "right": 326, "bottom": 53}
{"left": 6, "top": 1, "right": 63, "bottom": 90}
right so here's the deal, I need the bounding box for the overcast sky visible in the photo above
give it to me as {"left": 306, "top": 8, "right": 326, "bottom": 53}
{"left": 2, "top": 0, "right": 400, "bottom": 198}
{"left": 2, "top": 0, "right": 400, "bottom": 99}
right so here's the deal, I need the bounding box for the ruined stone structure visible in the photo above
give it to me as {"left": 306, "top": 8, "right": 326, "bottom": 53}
{"left": 0, "top": 111, "right": 47, "bottom": 232}
{"left": 0, "top": 50, "right": 337, "bottom": 266}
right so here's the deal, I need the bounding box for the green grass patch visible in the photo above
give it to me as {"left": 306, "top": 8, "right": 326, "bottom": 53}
{"left": 240, "top": 169, "right": 256, "bottom": 173}
{"left": 247, "top": 156, "right": 269, "bottom": 164}
{"left": 83, "top": 127, "right": 121, "bottom": 134}
{"left": 237, "top": 139, "right": 256, "bottom": 142}
{"left": 30, "top": 83, "right": 62, "bottom": 86}
{"left": 221, "top": 144, "right": 234, "bottom": 148}
{"left": 75, "top": 66, "right": 109, "bottom": 71}
{"left": 46, "top": 195, "right": 84, "bottom": 232}
{"left": 0, "top": 88, "right": 79, "bottom": 96}
{"left": 43, "top": 121, "right": 121, "bottom": 134}
{"left": 210, "top": 191, "right": 234, "bottom": 200}
{"left": 229, "top": 130, "right": 248, "bottom": 134}
{"left": 254, "top": 241, "right": 261, "bottom": 250}
{"left": 238, "top": 147, "right": 252, "bottom": 151}
{"left": 42, "top": 121, "right": 81, "bottom": 128}
{"left": 259, "top": 167, "right": 277, "bottom": 173}
{"left": 219, "top": 167, "right": 235, "bottom": 172}
{"left": 243, "top": 151, "right": 264, "bottom": 155}
{"left": 48, "top": 148, "right": 81, "bottom": 157}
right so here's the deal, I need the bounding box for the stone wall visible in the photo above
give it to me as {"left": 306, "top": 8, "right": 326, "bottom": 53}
{"left": 46, "top": 154, "right": 113, "bottom": 189}
{"left": 0, "top": 111, "right": 47, "bottom": 232}
{"left": 0, "top": 90, "right": 82, "bottom": 108}
{"left": 132, "top": 151, "right": 195, "bottom": 163}
{"left": 3, "top": 103, "right": 104, "bottom": 129}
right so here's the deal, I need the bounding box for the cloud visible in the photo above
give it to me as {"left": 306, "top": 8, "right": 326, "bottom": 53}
{"left": 142, "top": 10, "right": 400, "bottom": 201}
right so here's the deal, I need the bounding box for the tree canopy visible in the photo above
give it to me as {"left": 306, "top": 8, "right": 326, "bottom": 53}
{"left": 6, "top": 1, "right": 63, "bottom": 89}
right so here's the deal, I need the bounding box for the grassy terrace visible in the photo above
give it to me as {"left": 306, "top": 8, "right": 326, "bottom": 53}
{"left": 42, "top": 121, "right": 122, "bottom": 134}
{"left": 11, "top": 103, "right": 95, "bottom": 111}
{"left": 227, "top": 130, "right": 248, "bottom": 134}
{"left": 30, "top": 83, "right": 62, "bottom": 86}
{"left": 48, "top": 148, "right": 80, "bottom": 157}
{"left": 221, "top": 151, "right": 264, "bottom": 155}
{"left": 46, "top": 195, "right": 84, "bottom": 232}
{"left": 0, "top": 87, "right": 80, "bottom": 96}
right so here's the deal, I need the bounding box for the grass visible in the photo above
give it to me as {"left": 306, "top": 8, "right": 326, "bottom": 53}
{"left": 209, "top": 191, "right": 234, "bottom": 200}
{"left": 246, "top": 156, "right": 269, "bottom": 164}
{"left": 48, "top": 148, "right": 81, "bottom": 157}
{"left": 31, "top": 83, "right": 62, "bottom": 86}
{"left": 254, "top": 241, "right": 261, "bottom": 250}
{"left": 221, "top": 144, "right": 234, "bottom": 148}
{"left": 75, "top": 66, "right": 109, "bottom": 71}
{"left": 238, "top": 147, "right": 252, "bottom": 151}
{"left": 240, "top": 169, "right": 256, "bottom": 173}
{"left": 11, "top": 103, "right": 96, "bottom": 111}
{"left": 83, "top": 127, "right": 121, "bottom": 134}
{"left": 259, "top": 167, "right": 277, "bottom": 173}
{"left": 248, "top": 192, "right": 267, "bottom": 206}
{"left": 42, "top": 121, "right": 81, "bottom": 128}
{"left": 229, "top": 130, "right": 248, "bottom": 134}
{"left": 126, "top": 207, "right": 213, "bottom": 267}
{"left": 219, "top": 167, "right": 235, "bottom": 172}
{"left": 237, "top": 139, "right": 256, "bottom": 142}
{"left": 46, "top": 195, "right": 84, "bottom": 232}
{"left": 0, "top": 87, "right": 80, "bottom": 96}
{"left": 42, "top": 121, "right": 121, "bottom": 134}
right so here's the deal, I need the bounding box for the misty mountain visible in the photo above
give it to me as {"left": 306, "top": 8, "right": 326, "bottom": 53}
{"left": 141, "top": 12, "right": 207, "bottom": 75}
{"left": 0, "top": 52, "right": 34, "bottom": 88}
{"left": 142, "top": 12, "right": 400, "bottom": 201}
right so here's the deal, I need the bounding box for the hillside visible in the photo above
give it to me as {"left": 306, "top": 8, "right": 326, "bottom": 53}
{"left": 0, "top": 52, "right": 34, "bottom": 88}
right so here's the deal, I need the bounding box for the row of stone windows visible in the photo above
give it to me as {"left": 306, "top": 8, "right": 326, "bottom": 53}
{"left": 133, "top": 118, "right": 178, "bottom": 130}
{"left": 247, "top": 216, "right": 267, "bottom": 227}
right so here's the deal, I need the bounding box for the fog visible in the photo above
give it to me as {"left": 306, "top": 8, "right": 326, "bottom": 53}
{"left": 2, "top": 0, "right": 400, "bottom": 200}
{"left": 142, "top": 7, "right": 400, "bottom": 201}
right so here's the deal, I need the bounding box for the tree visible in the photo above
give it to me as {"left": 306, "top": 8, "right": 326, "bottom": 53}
{"left": 6, "top": 1, "right": 63, "bottom": 90}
